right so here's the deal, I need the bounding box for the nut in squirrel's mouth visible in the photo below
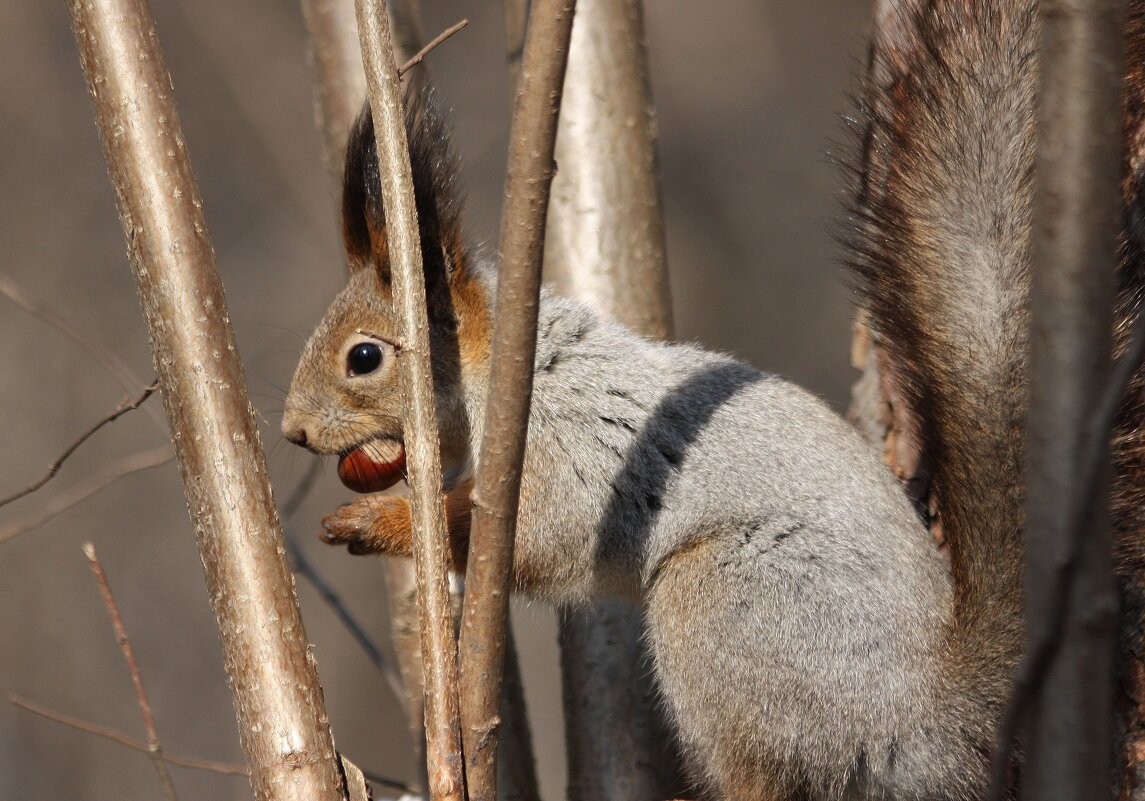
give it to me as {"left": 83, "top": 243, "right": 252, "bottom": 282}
{"left": 337, "top": 438, "right": 407, "bottom": 493}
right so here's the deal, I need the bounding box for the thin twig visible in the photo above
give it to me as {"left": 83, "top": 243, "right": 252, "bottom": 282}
{"left": 397, "top": 19, "right": 469, "bottom": 77}
{"left": 354, "top": 2, "right": 464, "bottom": 799}
{"left": 278, "top": 461, "right": 406, "bottom": 698}
{"left": 458, "top": 0, "right": 576, "bottom": 798}
{"left": 286, "top": 529, "right": 406, "bottom": 699}
{"left": 280, "top": 458, "right": 324, "bottom": 521}
{"left": 0, "top": 275, "right": 165, "bottom": 430}
{"left": 8, "top": 693, "right": 247, "bottom": 776}
{"left": 0, "top": 380, "right": 159, "bottom": 509}
{"left": 0, "top": 445, "right": 173, "bottom": 546}
{"left": 82, "top": 543, "right": 177, "bottom": 801}
{"left": 7, "top": 693, "right": 414, "bottom": 792}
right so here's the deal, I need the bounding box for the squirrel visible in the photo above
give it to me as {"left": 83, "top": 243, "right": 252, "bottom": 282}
{"left": 282, "top": 1, "right": 1145, "bottom": 799}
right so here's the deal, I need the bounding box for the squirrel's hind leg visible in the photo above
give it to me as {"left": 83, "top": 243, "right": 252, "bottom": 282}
{"left": 645, "top": 534, "right": 811, "bottom": 801}
{"left": 644, "top": 522, "right": 947, "bottom": 801}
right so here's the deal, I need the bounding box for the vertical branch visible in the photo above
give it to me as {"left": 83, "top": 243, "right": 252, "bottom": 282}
{"left": 543, "top": 0, "right": 670, "bottom": 339}
{"left": 540, "top": 1, "right": 683, "bottom": 798}
{"left": 457, "top": 4, "right": 576, "bottom": 801}
{"left": 353, "top": 4, "right": 465, "bottom": 801}
{"left": 298, "top": 0, "right": 431, "bottom": 784}
{"left": 300, "top": 0, "right": 368, "bottom": 185}
{"left": 1018, "top": 0, "right": 1124, "bottom": 798}
{"left": 503, "top": 0, "right": 529, "bottom": 85}
{"left": 67, "top": 1, "right": 343, "bottom": 799}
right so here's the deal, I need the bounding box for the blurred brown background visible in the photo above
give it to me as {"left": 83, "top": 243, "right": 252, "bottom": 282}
{"left": 0, "top": 1, "right": 870, "bottom": 798}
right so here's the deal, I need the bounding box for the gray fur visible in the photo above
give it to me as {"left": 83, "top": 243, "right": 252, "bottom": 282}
{"left": 280, "top": 1, "right": 1044, "bottom": 794}
{"left": 501, "top": 292, "right": 967, "bottom": 800}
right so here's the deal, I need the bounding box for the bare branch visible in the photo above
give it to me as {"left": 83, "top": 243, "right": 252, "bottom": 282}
{"left": 8, "top": 693, "right": 248, "bottom": 776}
{"left": 397, "top": 19, "right": 469, "bottom": 78}
{"left": 544, "top": 0, "right": 672, "bottom": 339}
{"left": 82, "top": 543, "right": 177, "bottom": 801}
{"left": 353, "top": 2, "right": 464, "bottom": 800}
{"left": 991, "top": 1, "right": 1124, "bottom": 798}
{"left": 539, "top": 0, "right": 685, "bottom": 797}
{"left": 8, "top": 693, "right": 415, "bottom": 793}
{"left": 68, "top": 0, "right": 342, "bottom": 797}
{"left": 458, "top": 2, "right": 576, "bottom": 801}
{"left": 0, "top": 381, "right": 159, "bottom": 509}
{"left": 0, "top": 275, "right": 165, "bottom": 430}
{"left": 300, "top": 0, "right": 369, "bottom": 185}
{"left": 0, "top": 445, "right": 173, "bottom": 546}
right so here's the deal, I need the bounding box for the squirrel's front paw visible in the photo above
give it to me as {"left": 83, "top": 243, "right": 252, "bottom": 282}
{"left": 321, "top": 495, "right": 412, "bottom": 556}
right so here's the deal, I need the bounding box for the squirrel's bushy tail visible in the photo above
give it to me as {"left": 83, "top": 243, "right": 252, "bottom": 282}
{"left": 850, "top": 0, "right": 1145, "bottom": 748}
{"left": 849, "top": 0, "right": 1035, "bottom": 712}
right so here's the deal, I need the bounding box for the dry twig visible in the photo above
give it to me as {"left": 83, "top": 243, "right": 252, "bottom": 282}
{"left": 8, "top": 694, "right": 247, "bottom": 776}
{"left": 396, "top": 19, "right": 469, "bottom": 77}
{"left": 0, "top": 445, "right": 173, "bottom": 546}
{"left": 354, "top": 2, "right": 464, "bottom": 799}
{"left": 0, "top": 381, "right": 159, "bottom": 509}
{"left": 458, "top": 3, "right": 577, "bottom": 801}
{"left": 82, "top": 543, "right": 178, "bottom": 801}
{"left": 0, "top": 275, "right": 165, "bottom": 430}
{"left": 68, "top": 0, "right": 342, "bottom": 796}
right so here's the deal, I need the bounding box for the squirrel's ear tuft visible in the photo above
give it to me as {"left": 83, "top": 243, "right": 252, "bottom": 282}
{"left": 341, "top": 85, "right": 468, "bottom": 300}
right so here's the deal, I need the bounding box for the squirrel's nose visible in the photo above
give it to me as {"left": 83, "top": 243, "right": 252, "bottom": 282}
{"left": 283, "top": 426, "right": 309, "bottom": 448}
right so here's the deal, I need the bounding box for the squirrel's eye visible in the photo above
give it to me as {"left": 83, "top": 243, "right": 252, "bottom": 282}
{"left": 347, "top": 342, "right": 383, "bottom": 377}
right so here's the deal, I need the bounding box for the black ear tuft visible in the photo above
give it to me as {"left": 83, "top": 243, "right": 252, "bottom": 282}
{"left": 341, "top": 84, "right": 466, "bottom": 291}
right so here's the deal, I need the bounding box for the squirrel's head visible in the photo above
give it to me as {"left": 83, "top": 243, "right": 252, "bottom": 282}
{"left": 282, "top": 86, "right": 490, "bottom": 493}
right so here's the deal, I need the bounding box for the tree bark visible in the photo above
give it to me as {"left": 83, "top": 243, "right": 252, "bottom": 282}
{"left": 68, "top": 1, "right": 343, "bottom": 799}
{"left": 540, "top": 1, "right": 685, "bottom": 798}
{"left": 1018, "top": 1, "right": 1124, "bottom": 798}
{"left": 458, "top": 3, "right": 576, "bottom": 800}
{"left": 353, "top": 3, "right": 465, "bottom": 800}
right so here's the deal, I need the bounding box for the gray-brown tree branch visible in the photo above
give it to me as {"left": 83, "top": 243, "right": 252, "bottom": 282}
{"left": 353, "top": 2, "right": 465, "bottom": 799}
{"left": 1009, "top": 1, "right": 1125, "bottom": 799}
{"left": 67, "top": 1, "right": 343, "bottom": 798}
{"left": 539, "top": 0, "right": 684, "bottom": 797}
{"left": 457, "top": 2, "right": 577, "bottom": 800}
